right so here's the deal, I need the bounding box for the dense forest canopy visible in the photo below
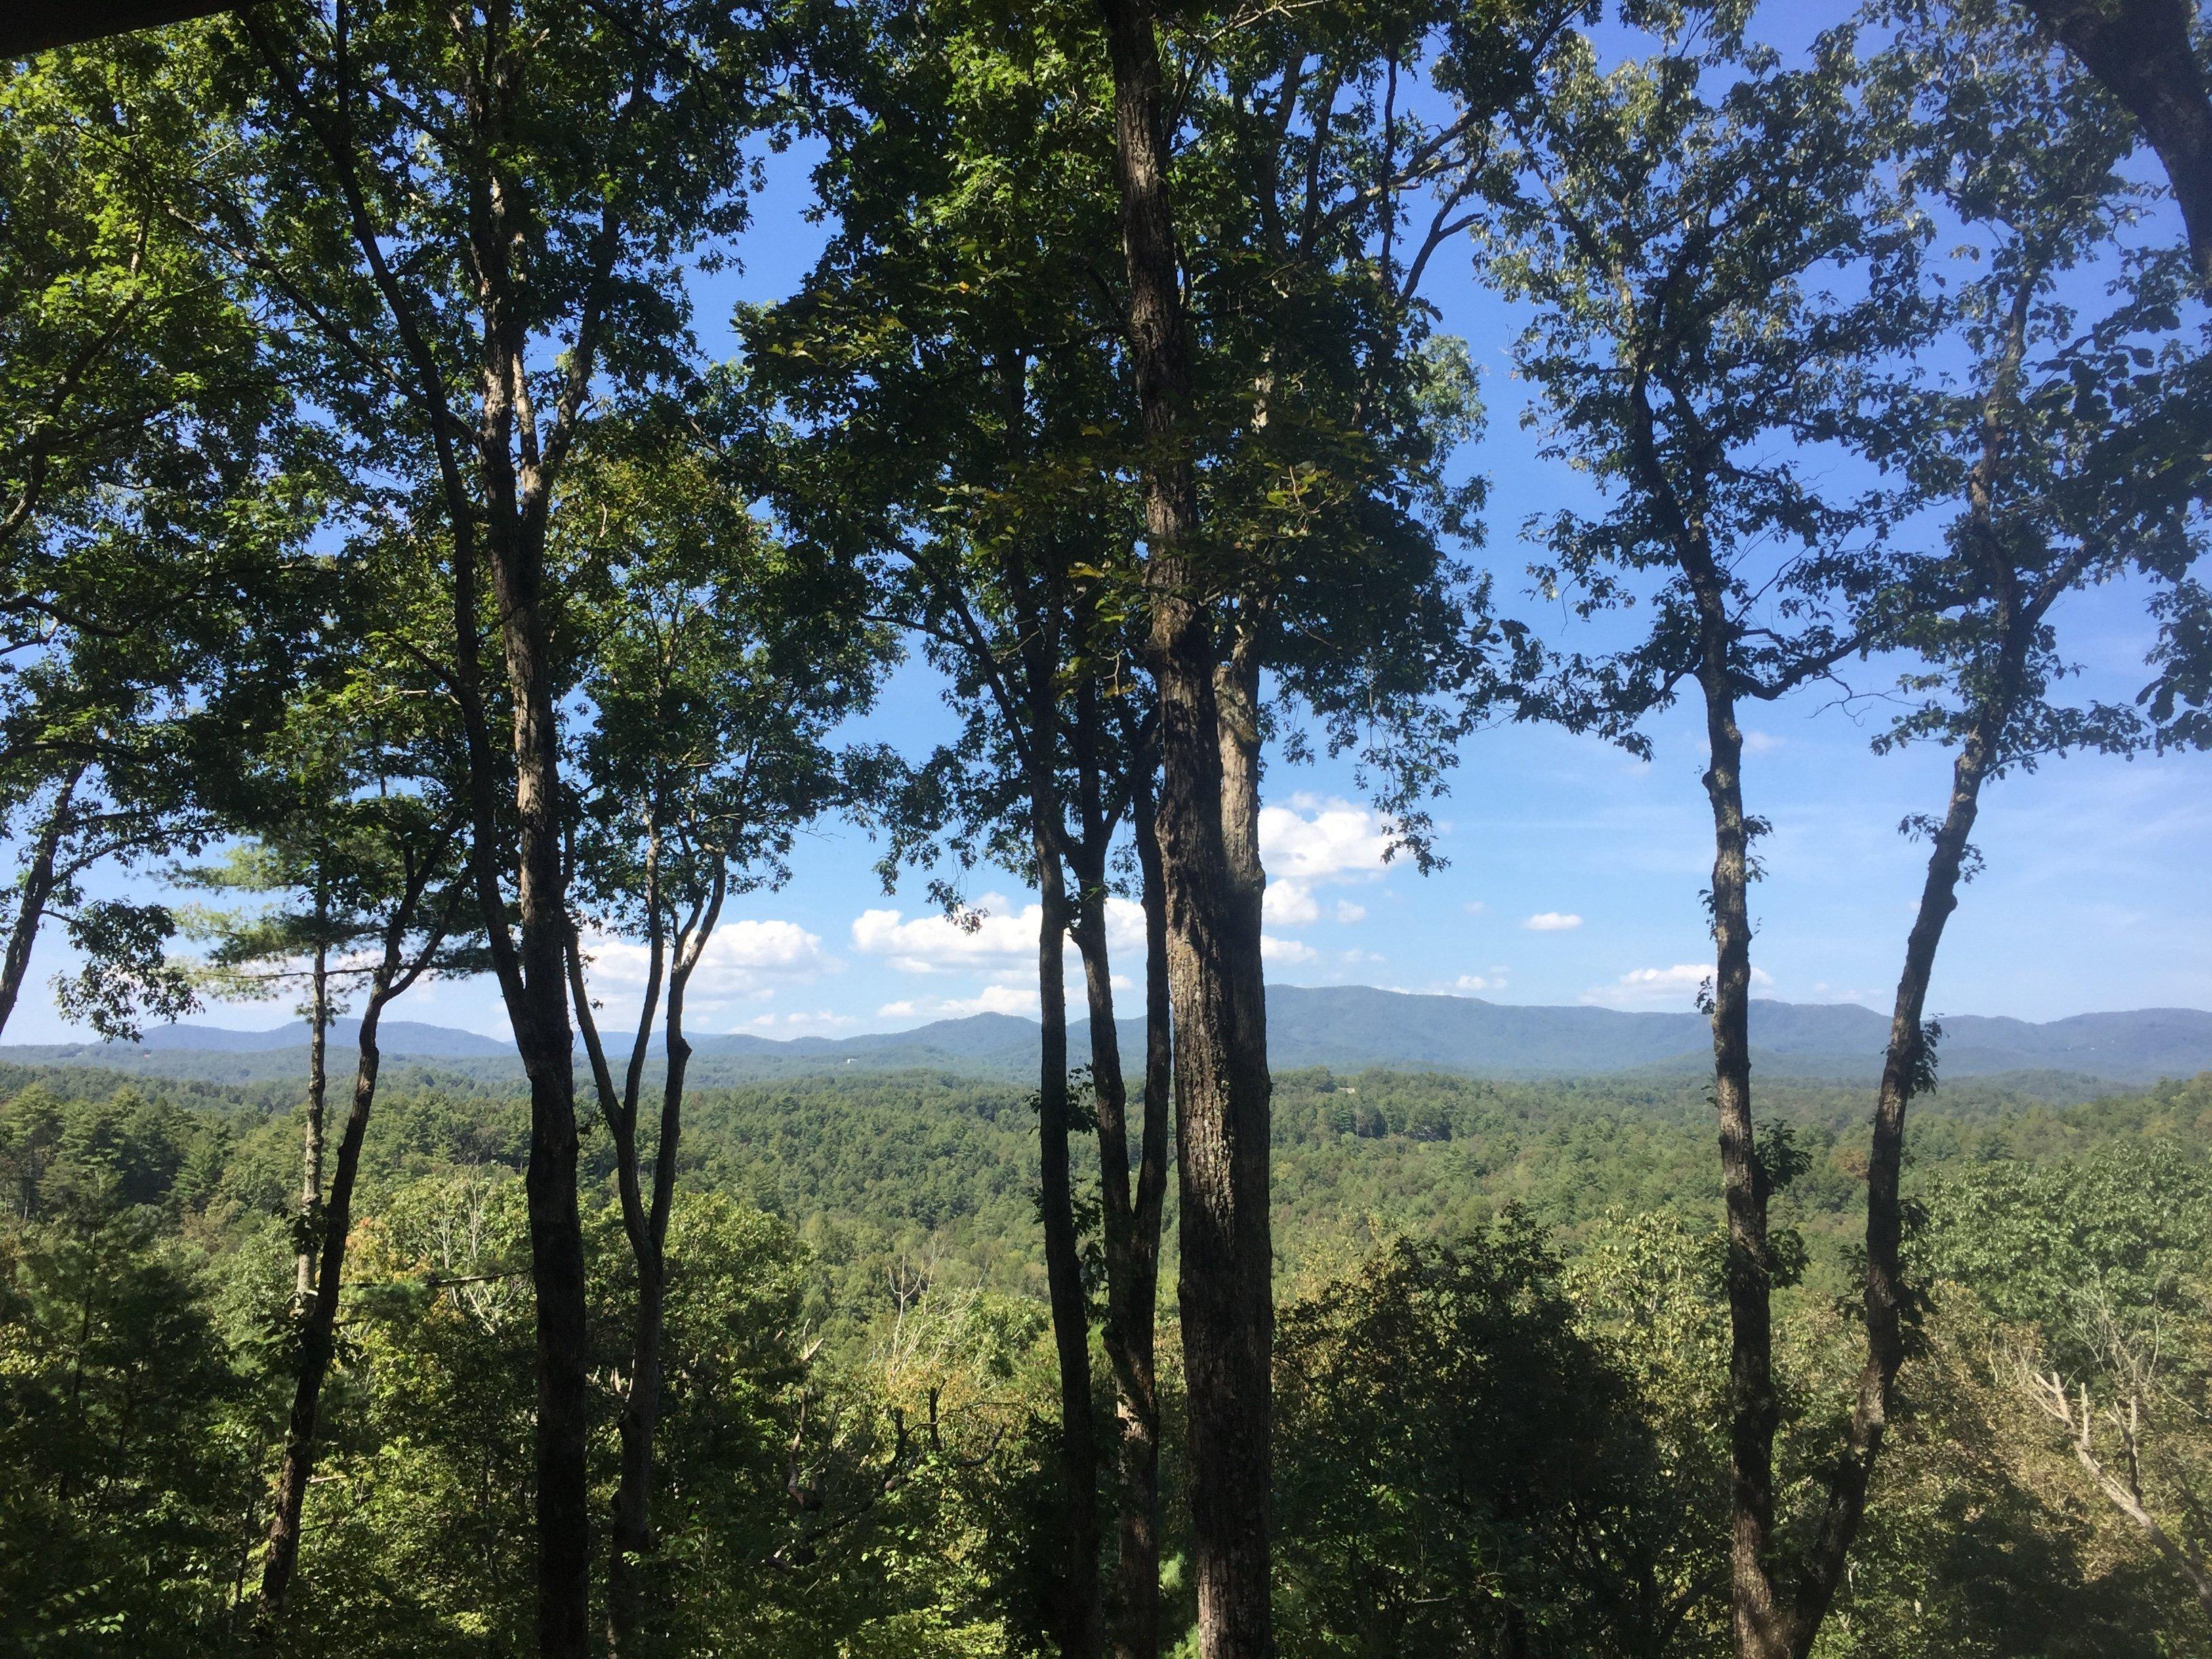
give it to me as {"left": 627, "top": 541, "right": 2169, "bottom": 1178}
{"left": 2, "top": 2, "right": 2210, "bottom": 1658}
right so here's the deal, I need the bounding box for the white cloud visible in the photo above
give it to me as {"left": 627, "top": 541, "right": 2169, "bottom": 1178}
{"left": 738, "top": 1009, "right": 855, "bottom": 1033}
{"left": 1742, "top": 729, "right": 1783, "bottom": 754}
{"left": 1259, "top": 795, "right": 1393, "bottom": 884}
{"left": 1342, "top": 948, "right": 1386, "bottom": 966}
{"left": 1521, "top": 912, "right": 1583, "bottom": 932}
{"left": 1266, "top": 883, "right": 1372, "bottom": 930}
{"left": 878, "top": 981, "right": 1040, "bottom": 1021}
{"left": 1256, "top": 798, "right": 1397, "bottom": 933}
{"left": 853, "top": 893, "right": 1143, "bottom": 975}
{"left": 583, "top": 919, "right": 832, "bottom": 1000}
{"left": 1261, "top": 934, "right": 1317, "bottom": 964}
{"left": 1453, "top": 974, "right": 1505, "bottom": 993}
{"left": 1582, "top": 962, "right": 1773, "bottom": 1010}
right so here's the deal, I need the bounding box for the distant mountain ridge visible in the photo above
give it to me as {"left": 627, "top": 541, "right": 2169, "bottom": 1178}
{"left": 8, "top": 986, "right": 2211, "bottom": 1087}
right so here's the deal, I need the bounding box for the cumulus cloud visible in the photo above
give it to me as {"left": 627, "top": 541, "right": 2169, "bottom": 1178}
{"left": 1453, "top": 974, "right": 1505, "bottom": 994}
{"left": 583, "top": 919, "right": 832, "bottom": 1000}
{"left": 1259, "top": 795, "right": 1393, "bottom": 884}
{"left": 1260, "top": 934, "right": 1317, "bottom": 964}
{"left": 1742, "top": 729, "right": 1784, "bottom": 754}
{"left": 737, "top": 1009, "right": 855, "bottom": 1034}
{"left": 853, "top": 893, "right": 1143, "bottom": 974}
{"left": 1267, "top": 881, "right": 1321, "bottom": 926}
{"left": 1255, "top": 796, "right": 1395, "bottom": 934}
{"left": 1521, "top": 912, "right": 1583, "bottom": 932}
{"left": 1264, "top": 882, "right": 1372, "bottom": 930}
{"left": 1582, "top": 962, "right": 1771, "bottom": 1009}
{"left": 878, "top": 981, "right": 1039, "bottom": 1021}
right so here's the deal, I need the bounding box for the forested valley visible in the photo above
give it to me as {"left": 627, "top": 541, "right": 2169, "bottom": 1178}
{"left": 3, "top": 1, "right": 2211, "bottom": 1656}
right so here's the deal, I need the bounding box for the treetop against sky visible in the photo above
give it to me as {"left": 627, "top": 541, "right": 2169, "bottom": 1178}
{"left": 12, "top": 1, "right": 2210, "bottom": 1049}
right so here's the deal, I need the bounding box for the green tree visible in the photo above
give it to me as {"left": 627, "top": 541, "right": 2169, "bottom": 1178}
{"left": 1276, "top": 1222, "right": 1716, "bottom": 1658}
{"left": 0, "top": 37, "right": 335, "bottom": 1047}
{"left": 1478, "top": 14, "right": 1929, "bottom": 1654}
{"left": 1779, "top": 16, "right": 2212, "bottom": 1641}
{"left": 560, "top": 415, "right": 889, "bottom": 1654}
{"left": 194, "top": 5, "right": 803, "bottom": 1646}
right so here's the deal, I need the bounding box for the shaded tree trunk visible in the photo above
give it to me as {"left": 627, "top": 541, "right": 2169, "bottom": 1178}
{"left": 1784, "top": 280, "right": 2059, "bottom": 1657}
{"left": 1070, "top": 758, "right": 1172, "bottom": 1659}
{"left": 233, "top": 12, "right": 611, "bottom": 1649}
{"left": 2020, "top": 0, "right": 2212, "bottom": 283}
{"left": 0, "top": 762, "right": 83, "bottom": 1043}
{"left": 297, "top": 928, "right": 329, "bottom": 1304}
{"left": 1691, "top": 630, "right": 1784, "bottom": 1659}
{"left": 257, "top": 884, "right": 447, "bottom": 1624}
{"left": 496, "top": 548, "right": 593, "bottom": 1659}
{"left": 1099, "top": 3, "right": 1275, "bottom": 1651}
{"left": 1038, "top": 819, "right": 1104, "bottom": 1659}
{"left": 595, "top": 868, "right": 722, "bottom": 1657}
{"left": 1783, "top": 684, "right": 2009, "bottom": 1655}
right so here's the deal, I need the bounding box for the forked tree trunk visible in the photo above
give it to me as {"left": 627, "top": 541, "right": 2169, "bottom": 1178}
{"left": 257, "top": 883, "right": 445, "bottom": 1626}
{"left": 0, "top": 763, "right": 83, "bottom": 1044}
{"left": 1070, "top": 769, "right": 1172, "bottom": 1659}
{"left": 1038, "top": 827, "right": 1104, "bottom": 1659}
{"left": 600, "top": 867, "right": 722, "bottom": 1657}
{"left": 1098, "top": 3, "right": 1275, "bottom": 1650}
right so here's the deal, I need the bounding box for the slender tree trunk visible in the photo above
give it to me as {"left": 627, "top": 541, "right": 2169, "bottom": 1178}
{"left": 604, "top": 863, "right": 720, "bottom": 1655}
{"left": 2020, "top": 0, "right": 2212, "bottom": 284}
{"left": 606, "top": 1105, "right": 668, "bottom": 1650}
{"left": 1098, "top": 4, "right": 1274, "bottom": 1651}
{"left": 1782, "top": 276, "right": 2048, "bottom": 1656}
{"left": 488, "top": 523, "right": 592, "bottom": 1659}
{"left": 1071, "top": 834, "right": 1168, "bottom": 1659}
{"left": 1692, "top": 640, "right": 1784, "bottom": 1659}
{"left": 1039, "top": 829, "right": 1104, "bottom": 1659}
{"left": 298, "top": 934, "right": 329, "bottom": 1304}
{"left": 1786, "top": 697, "right": 2009, "bottom": 1653}
{"left": 0, "top": 763, "right": 83, "bottom": 1043}
{"left": 257, "top": 971, "right": 399, "bottom": 1621}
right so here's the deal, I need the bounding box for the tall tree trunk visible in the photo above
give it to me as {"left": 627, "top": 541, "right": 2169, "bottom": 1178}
{"left": 0, "top": 762, "right": 83, "bottom": 1043}
{"left": 1693, "top": 638, "right": 1784, "bottom": 1659}
{"left": 256, "top": 876, "right": 447, "bottom": 1625}
{"left": 605, "top": 869, "right": 719, "bottom": 1656}
{"left": 1786, "top": 691, "right": 2011, "bottom": 1654}
{"left": 2020, "top": 0, "right": 2212, "bottom": 283}
{"left": 489, "top": 524, "right": 592, "bottom": 1659}
{"left": 606, "top": 1047, "right": 675, "bottom": 1654}
{"left": 1098, "top": 3, "right": 1275, "bottom": 1650}
{"left": 297, "top": 932, "right": 329, "bottom": 1304}
{"left": 1069, "top": 785, "right": 1170, "bottom": 1659}
{"left": 1038, "top": 825, "right": 1104, "bottom": 1659}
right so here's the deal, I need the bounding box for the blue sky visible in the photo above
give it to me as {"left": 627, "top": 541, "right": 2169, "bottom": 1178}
{"left": 11, "top": 6, "right": 2211, "bottom": 1046}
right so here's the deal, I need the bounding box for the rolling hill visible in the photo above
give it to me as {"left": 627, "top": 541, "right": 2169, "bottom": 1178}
{"left": 7, "top": 985, "right": 2211, "bottom": 1088}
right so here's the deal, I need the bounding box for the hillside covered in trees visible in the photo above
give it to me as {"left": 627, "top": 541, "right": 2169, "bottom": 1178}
{"left": 4, "top": 1061, "right": 2211, "bottom": 1655}
{"left": 4, "top": 0, "right": 2212, "bottom": 1657}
